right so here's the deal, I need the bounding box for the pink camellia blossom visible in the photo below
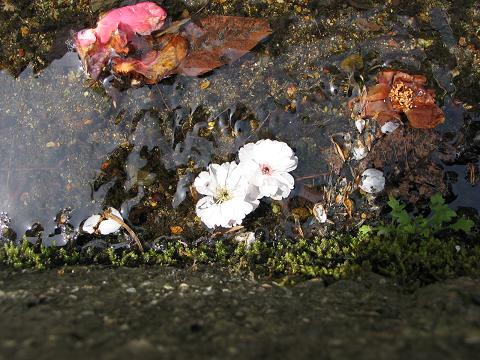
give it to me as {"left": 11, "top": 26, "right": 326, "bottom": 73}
{"left": 95, "top": 2, "right": 167, "bottom": 44}
{"left": 74, "top": 2, "right": 167, "bottom": 79}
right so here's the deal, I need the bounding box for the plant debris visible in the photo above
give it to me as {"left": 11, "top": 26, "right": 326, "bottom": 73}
{"left": 351, "top": 70, "right": 445, "bottom": 129}
{"left": 74, "top": 3, "right": 272, "bottom": 85}
{"left": 177, "top": 16, "right": 272, "bottom": 77}
{"left": 74, "top": 2, "right": 167, "bottom": 79}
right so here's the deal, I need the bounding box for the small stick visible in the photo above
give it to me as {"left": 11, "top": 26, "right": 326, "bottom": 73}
{"left": 212, "top": 225, "right": 244, "bottom": 238}
{"left": 153, "top": 18, "right": 191, "bottom": 38}
{"left": 103, "top": 209, "right": 144, "bottom": 252}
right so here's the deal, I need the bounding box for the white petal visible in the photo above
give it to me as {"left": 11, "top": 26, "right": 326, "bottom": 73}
{"left": 209, "top": 163, "right": 229, "bottom": 187}
{"left": 196, "top": 195, "right": 255, "bottom": 229}
{"left": 313, "top": 204, "right": 327, "bottom": 223}
{"left": 270, "top": 184, "right": 293, "bottom": 200}
{"left": 355, "top": 119, "right": 365, "bottom": 133}
{"left": 228, "top": 199, "right": 254, "bottom": 224}
{"left": 223, "top": 162, "right": 244, "bottom": 190}
{"left": 272, "top": 171, "right": 295, "bottom": 189}
{"left": 196, "top": 196, "right": 219, "bottom": 229}
{"left": 245, "top": 184, "right": 262, "bottom": 203}
{"left": 360, "top": 168, "right": 385, "bottom": 193}
{"left": 98, "top": 219, "right": 122, "bottom": 235}
{"left": 238, "top": 142, "right": 257, "bottom": 163}
{"left": 82, "top": 214, "right": 101, "bottom": 234}
{"left": 352, "top": 143, "right": 368, "bottom": 160}
{"left": 259, "top": 182, "right": 279, "bottom": 198}
{"left": 381, "top": 121, "right": 400, "bottom": 134}
{"left": 193, "top": 170, "right": 216, "bottom": 196}
{"left": 108, "top": 207, "right": 122, "bottom": 219}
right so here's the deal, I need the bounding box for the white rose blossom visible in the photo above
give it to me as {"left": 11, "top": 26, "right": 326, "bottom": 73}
{"left": 238, "top": 139, "right": 298, "bottom": 200}
{"left": 194, "top": 162, "right": 259, "bottom": 229}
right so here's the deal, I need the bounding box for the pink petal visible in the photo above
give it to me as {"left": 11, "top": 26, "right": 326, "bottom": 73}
{"left": 95, "top": 2, "right": 167, "bottom": 44}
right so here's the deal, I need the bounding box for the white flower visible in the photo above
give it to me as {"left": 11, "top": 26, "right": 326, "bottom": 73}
{"left": 82, "top": 207, "right": 123, "bottom": 235}
{"left": 238, "top": 139, "right": 298, "bottom": 200}
{"left": 98, "top": 207, "right": 122, "bottom": 235}
{"left": 359, "top": 168, "right": 385, "bottom": 194}
{"left": 194, "top": 162, "right": 258, "bottom": 229}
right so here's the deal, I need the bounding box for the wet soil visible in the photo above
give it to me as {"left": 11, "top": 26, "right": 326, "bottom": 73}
{"left": 0, "top": 266, "right": 479, "bottom": 359}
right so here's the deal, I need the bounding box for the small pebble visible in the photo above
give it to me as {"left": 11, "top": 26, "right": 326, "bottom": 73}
{"left": 178, "top": 283, "right": 189, "bottom": 292}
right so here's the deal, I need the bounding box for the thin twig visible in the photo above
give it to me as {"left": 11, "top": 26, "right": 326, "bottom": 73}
{"left": 212, "top": 225, "right": 244, "bottom": 238}
{"left": 154, "top": 18, "right": 191, "bottom": 38}
{"left": 103, "top": 209, "right": 144, "bottom": 252}
{"left": 194, "top": 1, "right": 209, "bottom": 14}
{"left": 155, "top": 84, "right": 171, "bottom": 112}
{"left": 295, "top": 172, "right": 330, "bottom": 181}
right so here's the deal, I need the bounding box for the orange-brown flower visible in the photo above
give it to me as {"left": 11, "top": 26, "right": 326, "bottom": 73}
{"left": 353, "top": 70, "right": 445, "bottom": 129}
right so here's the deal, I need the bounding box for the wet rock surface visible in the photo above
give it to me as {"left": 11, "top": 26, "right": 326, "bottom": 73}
{"left": 0, "top": 266, "right": 479, "bottom": 359}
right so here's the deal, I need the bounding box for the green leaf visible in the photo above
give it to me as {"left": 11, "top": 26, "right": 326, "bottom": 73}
{"left": 429, "top": 193, "right": 457, "bottom": 228}
{"left": 429, "top": 193, "right": 445, "bottom": 208}
{"left": 388, "top": 196, "right": 404, "bottom": 212}
{"left": 358, "top": 225, "right": 372, "bottom": 236}
{"left": 450, "top": 218, "right": 474, "bottom": 234}
{"left": 388, "top": 197, "right": 409, "bottom": 221}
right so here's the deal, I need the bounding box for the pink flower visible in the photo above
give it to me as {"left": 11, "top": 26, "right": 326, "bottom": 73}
{"left": 74, "top": 2, "right": 167, "bottom": 79}
{"left": 239, "top": 140, "right": 298, "bottom": 200}
{"left": 95, "top": 2, "right": 167, "bottom": 44}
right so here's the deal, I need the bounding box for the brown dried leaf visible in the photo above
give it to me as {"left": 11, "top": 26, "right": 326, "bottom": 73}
{"left": 112, "top": 34, "right": 188, "bottom": 84}
{"left": 343, "top": 197, "right": 354, "bottom": 218}
{"left": 178, "top": 16, "right": 272, "bottom": 76}
{"left": 331, "top": 136, "right": 349, "bottom": 162}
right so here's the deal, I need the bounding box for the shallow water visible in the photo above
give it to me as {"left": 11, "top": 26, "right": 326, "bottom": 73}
{"left": 0, "top": 1, "right": 479, "bottom": 244}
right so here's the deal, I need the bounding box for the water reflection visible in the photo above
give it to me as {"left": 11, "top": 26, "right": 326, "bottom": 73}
{"left": 0, "top": 2, "right": 479, "bottom": 245}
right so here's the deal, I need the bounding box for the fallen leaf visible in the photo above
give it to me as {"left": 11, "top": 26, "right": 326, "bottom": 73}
{"left": 199, "top": 79, "right": 211, "bottom": 89}
{"left": 404, "top": 106, "right": 445, "bottom": 129}
{"left": 112, "top": 34, "right": 189, "bottom": 84}
{"left": 286, "top": 84, "right": 298, "bottom": 99}
{"left": 170, "top": 226, "right": 184, "bottom": 235}
{"left": 343, "top": 197, "right": 354, "bottom": 217}
{"left": 178, "top": 16, "right": 272, "bottom": 76}
{"left": 331, "top": 135, "right": 350, "bottom": 162}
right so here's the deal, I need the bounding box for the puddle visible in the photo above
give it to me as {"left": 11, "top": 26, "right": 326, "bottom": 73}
{"left": 0, "top": 1, "right": 478, "bottom": 245}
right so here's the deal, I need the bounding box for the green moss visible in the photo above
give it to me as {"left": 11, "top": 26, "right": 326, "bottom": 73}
{"left": 3, "top": 195, "right": 477, "bottom": 288}
{"left": 2, "top": 227, "right": 478, "bottom": 288}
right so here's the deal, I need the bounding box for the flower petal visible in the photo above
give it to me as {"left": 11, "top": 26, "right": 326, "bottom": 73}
{"left": 194, "top": 170, "right": 216, "bottom": 196}
{"left": 109, "top": 207, "right": 122, "bottom": 219}
{"left": 82, "top": 214, "right": 101, "bottom": 234}
{"left": 98, "top": 219, "right": 121, "bottom": 235}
